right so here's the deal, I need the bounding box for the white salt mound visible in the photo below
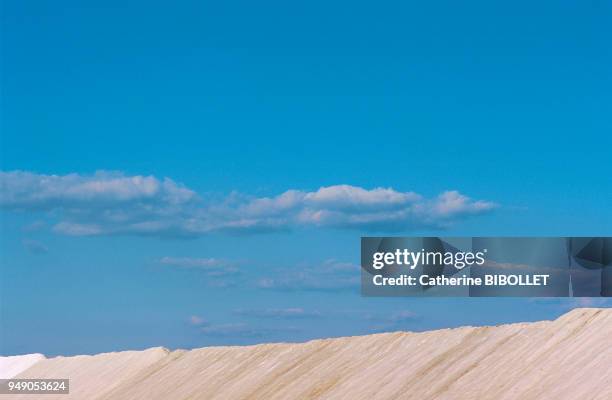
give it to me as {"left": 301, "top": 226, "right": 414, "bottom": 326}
{"left": 2, "top": 308, "right": 611, "bottom": 399}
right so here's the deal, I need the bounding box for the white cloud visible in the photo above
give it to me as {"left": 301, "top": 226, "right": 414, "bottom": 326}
{"left": 330, "top": 309, "right": 421, "bottom": 333}
{"left": 532, "top": 298, "right": 612, "bottom": 311}
{"left": 198, "top": 322, "right": 299, "bottom": 337}
{"left": 22, "top": 239, "right": 49, "bottom": 254}
{"left": 188, "top": 315, "right": 207, "bottom": 326}
{"left": 1, "top": 170, "right": 497, "bottom": 237}
{"left": 431, "top": 191, "right": 496, "bottom": 217}
{"left": 200, "top": 323, "right": 251, "bottom": 336}
{"left": 53, "top": 222, "right": 104, "bottom": 236}
{"left": 0, "top": 170, "right": 196, "bottom": 209}
{"left": 160, "top": 257, "right": 240, "bottom": 287}
{"left": 186, "top": 314, "right": 301, "bottom": 337}
{"left": 160, "top": 257, "right": 230, "bottom": 269}
{"left": 21, "top": 220, "right": 46, "bottom": 232}
{"left": 304, "top": 185, "right": 420, "bottom": 210}
{"left": 257, "top": 259, "right": 360, "bottom": 292}
{"left": 233, "top": 308, "right": 322, "bottom": 319}
{"left": 387, "top": 310, "right": 419, "bottom": 322}
{"left": 362, "top": 310, "right": 421, "bottom": 332}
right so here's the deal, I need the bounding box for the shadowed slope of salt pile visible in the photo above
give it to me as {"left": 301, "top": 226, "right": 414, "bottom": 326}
{"left": 0, "top": 354, "right": 45, "bottom": 379}
{"left": 6, "top": 308, "right": 612, "bottom": 400}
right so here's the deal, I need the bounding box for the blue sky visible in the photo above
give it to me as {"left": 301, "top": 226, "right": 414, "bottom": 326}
{"left": 1, "top": 1, "right": 611, "bottom": 356}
